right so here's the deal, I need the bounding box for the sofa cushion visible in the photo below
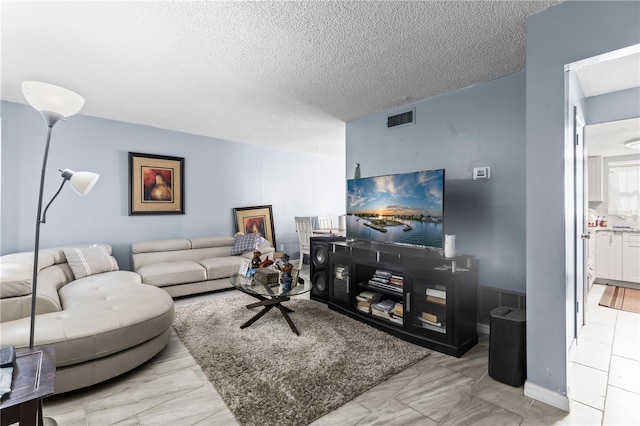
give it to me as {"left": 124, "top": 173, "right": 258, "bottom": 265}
{"left": 199, "top": 257, "right": 246, "bottom": 280}
{"left": 136, "top": 261, "right": 206, "bottom": 287}
{"left": 190, "top": 236, "right": 236, "bottom": 249}
{"left": 0, "top": 252, "right": 56, "bottom": 298}
{"left": 131, "top": 238, "right": 191, "bottom": 254}
{"left": 231, "top": 233, "right": 259, "bottom": 255}
{"left": 63, "top": 245, "right": 119, "bottom": 279}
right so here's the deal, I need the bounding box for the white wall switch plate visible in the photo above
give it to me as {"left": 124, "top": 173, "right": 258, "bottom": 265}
{"left": 473, "top": 167, "right": 491, "bottom": 180}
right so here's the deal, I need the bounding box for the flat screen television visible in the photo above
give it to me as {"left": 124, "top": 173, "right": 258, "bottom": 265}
{"left": 346, "top": 169, "right": 444, "bottom": 249}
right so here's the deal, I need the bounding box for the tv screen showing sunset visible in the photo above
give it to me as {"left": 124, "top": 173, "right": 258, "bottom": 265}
{"left": 346, "top": 169, "right": 444, "bottom": 248}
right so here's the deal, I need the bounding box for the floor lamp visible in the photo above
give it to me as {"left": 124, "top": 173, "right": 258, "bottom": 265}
{"left": 22, "top": 81, "right": 100, "bottom": 350}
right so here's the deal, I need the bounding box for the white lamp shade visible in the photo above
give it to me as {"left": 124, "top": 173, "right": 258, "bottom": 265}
{"left": 69, "top": 172, "right": 100, "bottom": 196}
{"left": 22, "top": 81, "right": 85, "bottom": 117}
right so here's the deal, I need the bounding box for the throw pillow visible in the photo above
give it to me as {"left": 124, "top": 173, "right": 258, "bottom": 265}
{"left": 63, "top": 245, "right": 120, "bottom": 279}
{"left": 231, "top": 233, "right": 258, "bottom": 255}
{"left": 257, "top": 235, "right": 273, "bottom": 248}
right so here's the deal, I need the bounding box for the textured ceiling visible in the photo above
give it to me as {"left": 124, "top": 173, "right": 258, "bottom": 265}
{"left": 2, "top": 0, "right": 565, "bottom": 158}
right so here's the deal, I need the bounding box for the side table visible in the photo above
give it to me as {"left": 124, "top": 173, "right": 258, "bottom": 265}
{"left": 0, "top": 344, "right": 56, "bottom": 426}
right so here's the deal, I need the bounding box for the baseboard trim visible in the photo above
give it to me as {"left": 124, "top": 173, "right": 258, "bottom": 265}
{"left": 524, "top": 380, "right": 570, "bottom": 412}
{"left": 477, "top": 323, "right": 490, "bottom": 336}
{"left": 594, "top": 278, "right": 640, "bottom": 290}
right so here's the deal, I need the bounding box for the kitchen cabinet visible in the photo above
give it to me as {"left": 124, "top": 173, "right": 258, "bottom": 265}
{"left": 596, "top": 231, "right": 623, "bottom": 280}
{"left": 588, "top": 156, "right": 604, "bottom": 202}
{"left": 622, "top": 233, "right": 640, "bottom": 283}
{"left": 587, "top": 229, "right": 597, "bottom": 288}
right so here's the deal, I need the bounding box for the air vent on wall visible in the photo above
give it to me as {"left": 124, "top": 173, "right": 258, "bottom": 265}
{"left": 478, "top": 286, "right": 526, "bottom": 325}
{"left": 387, "top": 109, "right": 415, "bottom": 129}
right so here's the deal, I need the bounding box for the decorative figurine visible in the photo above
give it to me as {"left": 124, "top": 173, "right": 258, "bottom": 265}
{"left": 278, "top": 253, "right": 293, "bottom": 291}
{"left": 251, "top": 250, "right": 262, "bottom": 269}
{"left": 259, "top": 258, "right": 274, "bottom": 268}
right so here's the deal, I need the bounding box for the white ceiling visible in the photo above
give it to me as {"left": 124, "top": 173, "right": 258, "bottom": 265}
{"left": 1, "top": 0, "right": 565, "bottom": 158}
{"left": 585, "top": 117, "right": 640, "bottom": 157}
{"left": 575, "top": 50, "right": 640, "bottom": 158}
{"left": 577, "top": 52, "right": 640, "bottom": 98}
{"left": 2, "top": 1, "right": 637, "bottom": 160}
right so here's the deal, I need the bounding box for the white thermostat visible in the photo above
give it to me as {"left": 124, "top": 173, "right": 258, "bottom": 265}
{"left": 473, "top": 167, "right": 491, "bottom": 180}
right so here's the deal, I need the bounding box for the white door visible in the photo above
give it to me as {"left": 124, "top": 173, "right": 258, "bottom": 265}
{"left": 575, "top": 108, "right": 587, "bottom": 335}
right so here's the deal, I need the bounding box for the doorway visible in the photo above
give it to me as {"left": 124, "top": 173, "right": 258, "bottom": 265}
{"left": 564, "top": 44, "right": 640, "bottom": 417}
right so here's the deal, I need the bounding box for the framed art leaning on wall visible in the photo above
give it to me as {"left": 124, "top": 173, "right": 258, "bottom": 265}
{"left": 129, "top": 152, "right": 185, "bottom": 215}
{"left": 233, "top": 205, "right": 276, "bottom": 248}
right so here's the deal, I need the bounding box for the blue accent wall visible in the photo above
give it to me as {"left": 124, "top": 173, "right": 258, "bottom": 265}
{"left": 586, "top": 87, "right": 640, "bottom": 124}
{"left": 1, "top": 101, "right": 345, "bottom": 269}
{"left": 526, "top": 0, "right": 640, "bottom": 402}
{"left": 347, "top": 72, "right": 527, "bottom": 294}
{"left": 346, "top": 0, "right": 640, "bottom": 407}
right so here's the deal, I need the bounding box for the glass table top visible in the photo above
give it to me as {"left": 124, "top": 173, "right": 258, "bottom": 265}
{"left": 229, "top": 273, "right": 311, "bottom": 298}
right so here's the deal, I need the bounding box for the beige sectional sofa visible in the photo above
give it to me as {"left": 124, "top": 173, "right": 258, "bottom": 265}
{"left": 130, "top": 235, "right": 274, "bottom": 297}
{"left": 0, "top": 244, "right": 174, "bottom": 394}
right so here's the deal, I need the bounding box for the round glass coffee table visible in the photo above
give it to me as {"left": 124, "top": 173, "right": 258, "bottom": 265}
{"left": 229, "top": 273, "right": 311, "bottom": 335}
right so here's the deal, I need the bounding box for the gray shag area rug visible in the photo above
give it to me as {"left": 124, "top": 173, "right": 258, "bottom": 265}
{"left": 173, "top": 293, "right": 430, "bottom": 426}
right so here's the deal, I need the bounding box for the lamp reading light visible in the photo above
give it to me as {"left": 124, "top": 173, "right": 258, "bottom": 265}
{"left": 22, "top": 81, "right": 85, "bottom": 126}
{"left": 63, "top": 169, "right": 100, "bottom": 196}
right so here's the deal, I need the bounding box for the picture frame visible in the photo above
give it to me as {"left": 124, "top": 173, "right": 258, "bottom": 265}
{"left": 233, "top": 205, "right": 276, "bottom": 248}
{"left": 129, "top": 152, "right": 185, "bottom": 215}
{"left": 239, "top": 261, "right": 250, "bottom": 277}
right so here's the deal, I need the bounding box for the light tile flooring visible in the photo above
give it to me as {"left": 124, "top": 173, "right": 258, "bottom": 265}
{"left": 567, "top": 283, "right": 640, "bottom": 426}
{"left": 42, "top": 271, "right": 639, "bottom": 425}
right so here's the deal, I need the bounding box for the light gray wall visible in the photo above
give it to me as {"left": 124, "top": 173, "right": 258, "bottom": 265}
{"left": 1, "top": 101, "right": 346, "bottom": 269}
{"left": 347, "top": 72, "right": 526, "bottom": 293}
{"left": 526, "top": 0, "right": 640, "bottom": 398}
{"left": 586, "top": 87, "right": 640, "bottom": 124}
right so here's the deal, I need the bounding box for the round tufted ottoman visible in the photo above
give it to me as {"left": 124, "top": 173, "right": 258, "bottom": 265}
{"left": 0, "top": 270, "right": 175, "bottom": 394}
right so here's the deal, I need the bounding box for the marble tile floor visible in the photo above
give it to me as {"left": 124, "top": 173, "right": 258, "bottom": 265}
{"left": 42, "top": 270, "right": 638, "bottom": 425}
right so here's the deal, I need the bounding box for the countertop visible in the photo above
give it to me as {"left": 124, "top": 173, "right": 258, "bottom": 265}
{"left": 590, "top": 226, "right": 640, "bottom": 233}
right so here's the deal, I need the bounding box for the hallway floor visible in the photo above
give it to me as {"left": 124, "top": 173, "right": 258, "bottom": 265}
{"left": 567, "top": 283, "right": 640, "bottom": 425}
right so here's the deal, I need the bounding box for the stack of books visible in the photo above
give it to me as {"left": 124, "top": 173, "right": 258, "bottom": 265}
{"left": 371, "top": 299, "right": 397, "bottom": 321}
{"left": 367, "top": 269, "right": 403, "bottom": 294}
{"left": 390, "top": 302, "right": 404, "bottom": 325}
{"left": 420, "top": 286, "right": 447, "bottom": 333}
{"left": 426, "top": 286, "right": 446, "bottom": 305}
{"left": 356, "top": 290, "right": 380, "bottom": 313}
{"left": 334, "top": 266, "right": 349, "bottom": 281}
{"left": 420, "top": 311, "right": 443, "bottom": 326}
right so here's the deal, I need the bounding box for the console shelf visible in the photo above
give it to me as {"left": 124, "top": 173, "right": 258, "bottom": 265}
{"left": 327, "top": 240, "right": 478, "bottom": 357}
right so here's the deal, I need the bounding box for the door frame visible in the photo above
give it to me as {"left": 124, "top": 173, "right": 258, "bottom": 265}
{"left": 563, "top": 42, "right": 640, "bottom": 382}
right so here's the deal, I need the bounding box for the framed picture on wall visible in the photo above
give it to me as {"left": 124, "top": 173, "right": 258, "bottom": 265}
{"left": 233, "top": 205, "right": 276, "bottom": 248}
{"left": 129, "top": 152, "right": 185, "bottom": 215}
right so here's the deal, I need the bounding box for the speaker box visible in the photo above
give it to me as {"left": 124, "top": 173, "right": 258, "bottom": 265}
{"left": 310, "top": 236, "right": 345, "bottom": 302}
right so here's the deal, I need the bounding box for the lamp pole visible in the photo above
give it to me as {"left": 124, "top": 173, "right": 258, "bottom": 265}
{"left": 22, "top": 81, "right": 92, "bottom": 352}
{"left": 29, "top": 115, "right": 61, "bottom": 349}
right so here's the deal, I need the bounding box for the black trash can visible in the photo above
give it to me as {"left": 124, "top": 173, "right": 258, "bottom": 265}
{"left": 488, "top": 306, "right": 526, "bottom": 387}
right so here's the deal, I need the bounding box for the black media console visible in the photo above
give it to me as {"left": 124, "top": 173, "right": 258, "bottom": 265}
{"left": 327, "top": 240, "right": 478, "bottom": 357}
